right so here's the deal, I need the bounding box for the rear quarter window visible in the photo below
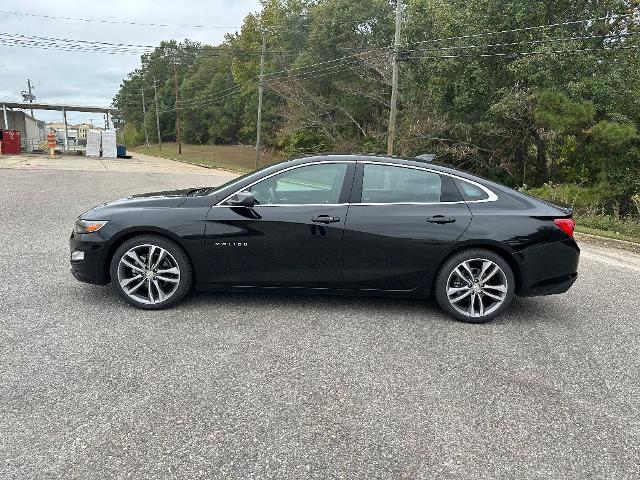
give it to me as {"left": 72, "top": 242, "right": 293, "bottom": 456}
{"left": 455, "top": 180, "right": 490, "bottom": 201}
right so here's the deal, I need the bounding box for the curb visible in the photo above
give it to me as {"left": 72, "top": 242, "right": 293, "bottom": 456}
{"left": 575, "top": 231, "right": 640, "bottom": 254}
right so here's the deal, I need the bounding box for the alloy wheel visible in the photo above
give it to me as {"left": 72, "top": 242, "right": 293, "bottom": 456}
{"left": 116, "top": 244, "right": 181, "bottom": 305}
{"left": 446, "top": 258, "right": 508, "bottom": 318}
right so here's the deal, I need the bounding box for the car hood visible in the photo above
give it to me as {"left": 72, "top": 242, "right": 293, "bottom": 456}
{"left": 80, "top": 188, "right": 203, "bottom": 220}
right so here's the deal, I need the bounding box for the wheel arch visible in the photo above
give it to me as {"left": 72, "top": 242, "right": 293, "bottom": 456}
{"left": 431, "top": 241, "right": 525, "bottom": 295}
{"left": 104, "top": 227, "right": 196, "bottom": 283}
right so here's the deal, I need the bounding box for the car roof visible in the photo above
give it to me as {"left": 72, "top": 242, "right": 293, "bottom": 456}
{"left": 288, "top": 153, "right": 461, "bottom": 175}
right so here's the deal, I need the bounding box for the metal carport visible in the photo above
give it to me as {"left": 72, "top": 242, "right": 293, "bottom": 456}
{"left": 1, "top": 101, "right": 116, "bottom": 153}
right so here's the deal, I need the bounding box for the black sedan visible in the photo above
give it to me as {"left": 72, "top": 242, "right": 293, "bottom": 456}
{"left": 70, "top": 154, "right": 579, "bottom": 323}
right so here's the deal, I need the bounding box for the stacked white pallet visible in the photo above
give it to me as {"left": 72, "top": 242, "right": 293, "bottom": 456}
{"left": 101, "top": 130, "right": 117, "bottom": 158}
{"left": 86, "top": 129, "right": 102, "bottom": 157}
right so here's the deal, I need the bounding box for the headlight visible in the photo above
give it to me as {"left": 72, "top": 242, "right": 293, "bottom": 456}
{"left": 74, "top": 219, "right": 108, "bottom": 234}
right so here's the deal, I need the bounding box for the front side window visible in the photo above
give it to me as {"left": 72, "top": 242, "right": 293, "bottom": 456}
{"left": 362, "top": 164, "right": 442, "bottom": 203}
{"left": 246, "top": 163, "right": 349, "bottom": 205}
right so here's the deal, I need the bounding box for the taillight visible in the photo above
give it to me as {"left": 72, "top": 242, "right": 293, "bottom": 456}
{"left": 554, "top": 218, "right": 575, "bottom": 237}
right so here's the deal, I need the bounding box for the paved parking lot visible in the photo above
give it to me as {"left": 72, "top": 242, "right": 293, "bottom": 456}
{"left": 1, "top": 165, "right": 639, "bottom": 479}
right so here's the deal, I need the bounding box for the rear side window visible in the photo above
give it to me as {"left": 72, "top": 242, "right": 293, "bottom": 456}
{"left": 362, "top": 164, "right": 442, "bottom": 203}
{"left": 455, "top": 179, "right": 489, "bottom": 201}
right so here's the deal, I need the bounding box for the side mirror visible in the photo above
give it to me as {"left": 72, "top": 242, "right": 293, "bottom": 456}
{"left": 227, "top": 191, "right": 256, "bottom": 208}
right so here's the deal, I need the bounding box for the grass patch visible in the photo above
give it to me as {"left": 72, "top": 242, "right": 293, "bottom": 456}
{"left": 574, "top": 215, "right": 640, "bottom": 244}
{"left": 131, "top": 143, "right": 281, "bottom": 172}
{"left": 575, "top": 226, "right": 640, "bottom": 244}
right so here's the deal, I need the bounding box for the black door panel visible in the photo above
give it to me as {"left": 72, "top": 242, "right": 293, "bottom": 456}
{"left": 202, "top": 161, "right": 355, "bottom": 288}
{"left": 342, "top": 204, "right": 472, "bottom": 290}
{"left": 204, "top": 206, "right": 348, "bottom": 287}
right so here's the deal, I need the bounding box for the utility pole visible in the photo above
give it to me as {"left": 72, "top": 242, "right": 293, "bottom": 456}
{"left": 255, "top": 29, "right": 266, "bottom": 170}
{"left": 21, "top": 78, "right": 36, "bottom": 116}
{"left": 141, "top": 86, "right": 149, "bottom": 148}
{"left": 173, "top": 62, "right": 182, "bottom": 154}
{"left": 153, "top": 77, "right": 162, "bottom": 151}
{"left": 387, "top": 0, "right": 403, "bottom": 155}
{"left": 27, "top": 79, "right": 34, "bottom": 116}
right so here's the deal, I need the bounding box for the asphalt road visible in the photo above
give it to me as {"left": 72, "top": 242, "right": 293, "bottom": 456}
{"left": 1, "top": 168, "right": 639, "bottom": 479}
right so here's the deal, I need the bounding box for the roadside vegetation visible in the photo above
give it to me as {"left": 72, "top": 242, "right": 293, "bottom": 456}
{"left": 131, "top": 143, "right": 280, "bottom": 172}
{"left": 114, "top": 0, "right": 640, "bottom": 241}
{"left": 523, "top": 184, "right": 640, "bottom": 243}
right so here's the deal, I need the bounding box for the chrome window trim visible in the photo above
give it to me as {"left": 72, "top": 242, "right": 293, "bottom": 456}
{"left": 354, "top": 201, "right": 467, "bottom": 206}
{"left": 215, "top": 160, "right": 355, "bottom": 206}
{"left": 213, "top": 159, "right": 498, "bottom": 207}
{"left": 359, "top": 161, "right": 498, "bottom": 204}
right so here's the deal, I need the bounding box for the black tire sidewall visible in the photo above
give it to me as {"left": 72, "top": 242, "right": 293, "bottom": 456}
{"left": 109, "top": 235, "right": 193, "bottom": 310}
{"left": 434, "top": 249, "right": 515, "bottom": 323}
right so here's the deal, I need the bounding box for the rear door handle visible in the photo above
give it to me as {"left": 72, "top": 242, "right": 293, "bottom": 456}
{"left": 312, "top": 215, "right": 341, "bottom": 224}
{"left": 427, "top": 215, "right": 456, "bottom": 224}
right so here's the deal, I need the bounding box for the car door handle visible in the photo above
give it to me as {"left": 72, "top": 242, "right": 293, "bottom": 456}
{"left": 427, "top": 215, "right": 456, "bottom": 224}
{"left": 312, "top": 215, "right": 341, "bottom": 224}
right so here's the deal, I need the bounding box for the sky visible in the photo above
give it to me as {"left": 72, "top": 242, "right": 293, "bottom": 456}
{"left": 0, "top": 0, "right": 261, "bottom": 125}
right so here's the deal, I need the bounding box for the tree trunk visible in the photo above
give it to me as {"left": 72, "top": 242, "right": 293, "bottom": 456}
{"left": 534, "top": 136, "right": 549, "bottom": 185}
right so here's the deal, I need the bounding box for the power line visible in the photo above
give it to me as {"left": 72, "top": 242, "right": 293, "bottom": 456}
{"left": 406, "top": 12, "right": 637, "bottom": 47}
{"left": 0, "top": 9, "right": 241, "bottom": 29}
{"left": 0, "top": 31, "right": 384, "bottom": 58}
{"left": 0, "top": 31, "right": 154, "bottom": 48}
{"left": 0, "top": 9, "right": 387, "bottom": 32}
{"left": 0, "top": 38, "right": 149, "bottom": 55}
{"left": 263, "top": 46, "right": 390, "bottom": 79}
{"left": 408, "top": 43, "right": 640, "bottom": 60}
{"left": 407, "top": 31, "right": 640, "bottom": 54}
{"left": 158, "top": 87, "right": 242, "bottom": 113}
{"left": 155, "top": 53, "right": 380, "bottom": 113}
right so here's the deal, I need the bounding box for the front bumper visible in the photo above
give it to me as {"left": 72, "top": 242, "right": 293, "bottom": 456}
{"left": 69, "top": 230, "right": 110, "bottom": 285}
{"left": 519, "top": 238, "right": 580, "bottom": 297}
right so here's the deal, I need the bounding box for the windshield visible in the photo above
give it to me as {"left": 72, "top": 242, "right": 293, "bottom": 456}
{"left": 206, "top": 163, "right": 277, "bottom": 195}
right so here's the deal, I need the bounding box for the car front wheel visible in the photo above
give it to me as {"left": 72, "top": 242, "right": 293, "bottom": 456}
{"left": 110, "top": 235, "right": 193, "bottom": 310}
{"left": 435, "top": 249, "right": 515, "bottom": 323}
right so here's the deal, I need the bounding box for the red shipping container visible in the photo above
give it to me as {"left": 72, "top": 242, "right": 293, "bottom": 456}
{"left": 1, "top": 130, "right": 21, "bottom": 154}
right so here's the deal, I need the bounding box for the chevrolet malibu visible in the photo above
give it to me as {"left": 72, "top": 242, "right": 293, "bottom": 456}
{"left": 70, "top": 154, "right": 579, "bottom": 323}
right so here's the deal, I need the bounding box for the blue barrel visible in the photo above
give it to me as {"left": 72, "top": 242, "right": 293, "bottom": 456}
{"left": 116, "top": 144, "right": 126, "bottom": 158}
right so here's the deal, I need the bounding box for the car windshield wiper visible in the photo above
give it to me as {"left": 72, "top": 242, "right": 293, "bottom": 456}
{"left": 187, "top": 187, "right": 216, "bottom": 197}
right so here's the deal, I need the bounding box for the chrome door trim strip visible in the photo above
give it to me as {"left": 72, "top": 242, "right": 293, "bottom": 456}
{"left": 210, "top": 203, "right": 349, "bottom": 208}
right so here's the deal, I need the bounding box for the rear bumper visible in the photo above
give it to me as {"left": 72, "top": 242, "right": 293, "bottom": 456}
{"left": 69, "top": 231, "right": 110, "bottom": 285}
{"left": 519, "top": 238, "right": 580, "bottom": 297}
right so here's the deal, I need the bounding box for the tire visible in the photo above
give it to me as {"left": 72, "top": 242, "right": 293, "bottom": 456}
{"left": 434, "top": 248, "right": 515, "bottom": 324}
{"left": 110, "top": 235, "right": 193, "bottom": 310}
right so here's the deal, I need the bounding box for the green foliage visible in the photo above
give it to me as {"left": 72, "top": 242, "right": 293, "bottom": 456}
{"left": 589, "top": 120, "right": 638, "bottom": 149}
{"left": 121, "top": 123, "right": 145, "bottom": 146}
{"left": 534, "top": 90, "right": 595, "bottom": 134}
{"left": 280, "top": 128, "right": 330, "bottom": 156}
{"left": 523, "top": 182, "right": 639, "bottom": 217}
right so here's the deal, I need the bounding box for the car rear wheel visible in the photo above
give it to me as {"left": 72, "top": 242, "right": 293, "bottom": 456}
{"left": 110, "top": 235, "right": 193, "bottom": 310}
{"left": 434, "top": 249, "right": 514, "bottom": 323}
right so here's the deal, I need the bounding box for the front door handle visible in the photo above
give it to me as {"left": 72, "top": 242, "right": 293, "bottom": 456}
{"left": 312, "top": 215, "right": 341, "bottom": 224}
{"left": 427, "top": 215, "right": 456, "bottom": 224}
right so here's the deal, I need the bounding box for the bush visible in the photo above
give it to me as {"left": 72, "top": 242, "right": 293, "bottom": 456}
{"left": 279, "top": 128, "right": 330, "bottom": 157}
{"left": 522, "top": 182, "right": 640, "bottom": 239}
{"left": 523, "top": 182, "right": 638, "bottom": 217}
{"left": 120, "top": 123, "right": 146, "bottom": 147}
